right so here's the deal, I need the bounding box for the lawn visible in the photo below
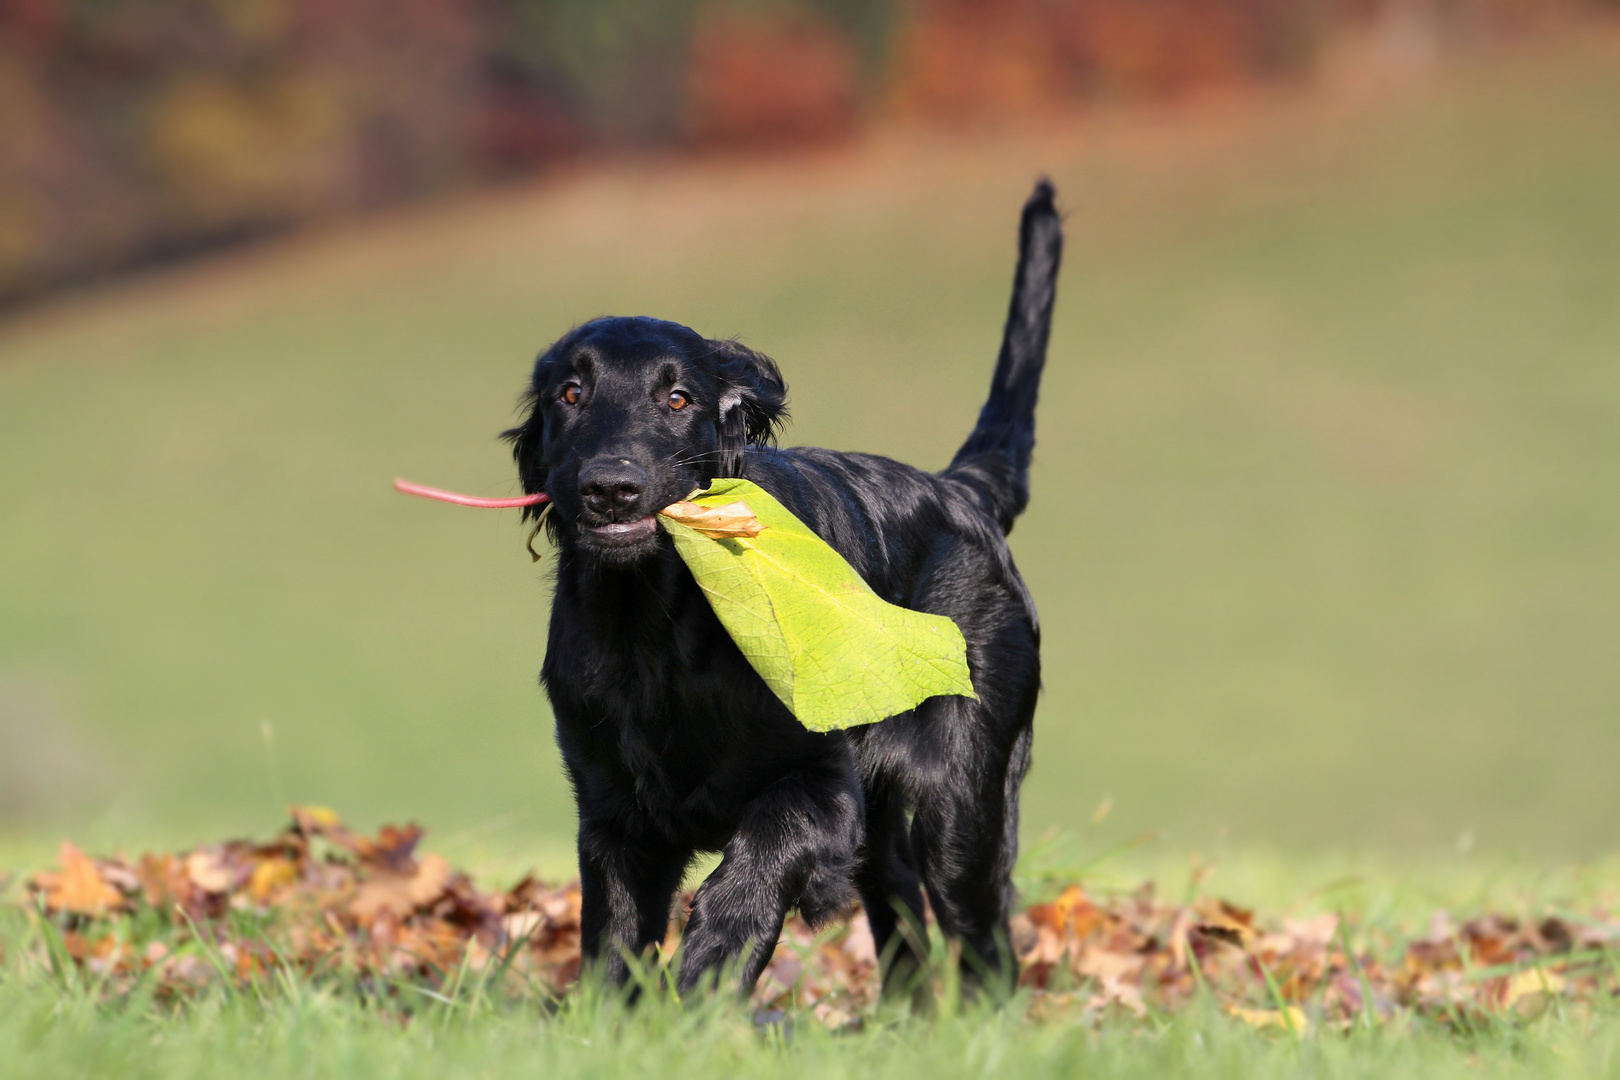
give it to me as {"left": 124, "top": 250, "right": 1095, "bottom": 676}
{"left": 4, "top": 840, "right": 1620, "bottom": 1080}
{"left": 2, "top": 26, "right": 1620, "bottom": 1078}
{"left": 4, "top": 33, "right": 1619, "bottom": 860}
{"left": 5, "top": 972, "right": 1614, "bottom": 1080}
{"left": 2, "top": 971, "right": 1617, "bottom": 1080}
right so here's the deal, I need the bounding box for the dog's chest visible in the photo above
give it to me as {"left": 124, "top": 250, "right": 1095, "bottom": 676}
{"left": 568, "top": 688, "right": 809, "bottom": 847}
{"left": 545, "top": 562, "right": 820, "bottom": 841}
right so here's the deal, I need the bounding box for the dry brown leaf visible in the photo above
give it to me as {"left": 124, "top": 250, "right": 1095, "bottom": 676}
{"left": 248, "top": 856, "right": 298, "bottom": 904}
{"left": 1196, "top": 897, "right": 1258, "bottom": 949}
{"left": 24, "top": 808, "right": 1620, "bottom": 1026}
{"left": 185, "top": 849, "right": 234, "bottom": 894}
{"left": 355, "top": 824, "right": 424, "bottom": 872}
{"left": 408, "top": 853, "right": 451, "bottom": 904}
{"left": 659, "top": 499, "right": 763, "bottom": 539}
{"left": 136, "top": 853, "right": 192, "bottom": 910}
{"left": 33, "top": 841, "right": 124, "bottom": 915}
{"left": 1077, "top": 947, "right": 1138, "bottom": 983}
{"left": 349, "top": 852, "right": 450, "bottom": 921}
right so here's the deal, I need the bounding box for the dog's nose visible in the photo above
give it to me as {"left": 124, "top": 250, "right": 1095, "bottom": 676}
{"left": 579, "top": 459, "right": 647, "bottom": 516}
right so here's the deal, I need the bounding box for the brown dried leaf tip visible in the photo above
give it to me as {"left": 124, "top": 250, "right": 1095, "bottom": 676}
{"left": 659, "top": 498, "right": 763, "bottom": 539}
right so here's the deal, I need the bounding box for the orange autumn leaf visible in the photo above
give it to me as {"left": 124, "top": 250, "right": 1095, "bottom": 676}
{"left": 1024, "top": 884, "right": 1099, "bottom": 939}
{"left": 33, "top": 841, "right": 124, "bottom": 915}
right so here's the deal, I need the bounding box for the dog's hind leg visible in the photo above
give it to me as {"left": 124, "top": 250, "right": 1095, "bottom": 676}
{"left": 908, "top": 699, "right": 1036, "bottom": 995}
{"left": 855, "top": 783, "right": 931, "bottom": 1002}
{"left": 675, "top": 764, "right": 862, "bottom": 996}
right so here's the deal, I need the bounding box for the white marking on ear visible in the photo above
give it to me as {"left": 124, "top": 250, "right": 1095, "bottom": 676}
{"left": 718, "top": 389, "right": 743, "bottom": 416}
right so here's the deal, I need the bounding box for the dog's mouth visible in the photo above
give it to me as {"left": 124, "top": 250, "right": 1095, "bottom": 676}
{"left": 582, "top": 517, "right": 658, "bottom": 545}
{"left": 392, "top": 478, "right": 670, "bottom": 559}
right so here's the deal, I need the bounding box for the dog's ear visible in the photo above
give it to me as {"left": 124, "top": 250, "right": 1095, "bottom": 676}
{"left": 709, "top": 338, "right": 787, "bottom": 477}
{"left": 500, "top": 347, "right": 558, "bottom": 522}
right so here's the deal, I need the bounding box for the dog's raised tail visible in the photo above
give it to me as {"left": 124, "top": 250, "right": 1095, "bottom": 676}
{"left": 947, "top": 179, "right": 1063, "bottom": 534}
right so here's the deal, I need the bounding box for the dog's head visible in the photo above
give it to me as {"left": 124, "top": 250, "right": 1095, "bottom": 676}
{"left": 502, "top": 316, "right": 786, "bottom": 564}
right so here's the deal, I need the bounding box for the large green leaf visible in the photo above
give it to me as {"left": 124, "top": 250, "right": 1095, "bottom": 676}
{"left": 658, "top": 478, "right": 976, "bottom": 731}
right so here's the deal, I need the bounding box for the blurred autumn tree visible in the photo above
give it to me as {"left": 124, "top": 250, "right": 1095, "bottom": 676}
{"left": 0, "top": 0, "right": 1603, "bottom": 303}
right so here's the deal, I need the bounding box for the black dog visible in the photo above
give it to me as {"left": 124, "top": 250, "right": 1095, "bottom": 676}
{"left": 502, "top": 181, "right": 1062, "bottom": 997}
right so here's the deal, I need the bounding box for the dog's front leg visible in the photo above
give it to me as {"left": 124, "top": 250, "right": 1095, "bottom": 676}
{"left": 577, "top": 828, "right": 691, "bottom": 990}
{"left": 675, "top": 766, "right": 862, "bottom": 996}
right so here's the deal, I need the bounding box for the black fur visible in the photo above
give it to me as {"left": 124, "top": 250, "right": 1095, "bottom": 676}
{"left": 502, "top": 181, "right": 1062, "bottom": 997}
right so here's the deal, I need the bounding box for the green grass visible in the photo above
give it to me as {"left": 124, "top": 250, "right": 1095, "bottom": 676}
{"left": 0, "top": 982, "right": 1607, "bottom": 1080}
{"left": 4, "top": 981, "right": 1618, "bottom": 1080}
{"left": 3, "top": 32, "right": 1620, "bottom": 872}
{"left": 5, "top": 855, "right": 1620, "bottom": 1080}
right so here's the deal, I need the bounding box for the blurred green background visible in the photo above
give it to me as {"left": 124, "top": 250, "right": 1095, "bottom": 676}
{"left": 2, "top": 31, "right": 1618, "bottom": 871}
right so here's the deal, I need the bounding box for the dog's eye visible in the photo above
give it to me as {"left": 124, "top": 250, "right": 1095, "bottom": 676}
{"left": 667, "top": 391, "right": 690, "bottom": 411}
{"left": 561, "top": 384, "right": 582, "bottom": 405}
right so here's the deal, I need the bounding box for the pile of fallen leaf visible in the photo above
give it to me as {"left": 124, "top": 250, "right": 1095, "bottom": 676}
{"left": 11, "top": 809, "right": 1619, "bottom": 1030}
{"left": 21, "top": 808, "right": 582, "bottom": 1001}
